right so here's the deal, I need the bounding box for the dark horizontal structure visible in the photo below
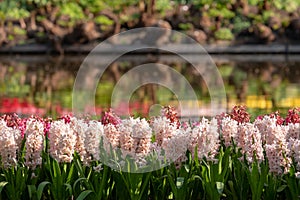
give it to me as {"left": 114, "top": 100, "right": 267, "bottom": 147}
{"left": 1, "top": 43, "right": 300, "bottom": 54}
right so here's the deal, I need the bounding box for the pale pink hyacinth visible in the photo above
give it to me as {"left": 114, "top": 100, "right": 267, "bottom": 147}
{"left": 253, "top": 116, "right": 268, "bottom": 144}
{"left": 288, "top": 138, "right": 300, "bottom": 171}
{"left": 162, "top": 127, "right": 189, "bottom": 165}
{"left": 189, "top": 118, "right": 220, "bottom": 161}
{"left": 286, "top": 123, "right": 300, "bottom": 171}
{"left": 25, "top": 118, "right": 45, "bottom": 169}
{"left": 286, "top": 123, "right": 300, "bottom": 140}
{"left": 152, "top": 116, "right": 188, "bottom": 167}
{"left": 152, "top": 117, "right": 178, "bottom": 146}
{"left": 119, "top": 118, "right": 152, "bottom": 162}
{"left": 48, "top": 119, "right": 76, "bottom": 163}
{"left": 221, "top": 117, "right": 238, "bottom": 147}
{"left": 265, "top": 143, "right": 292, "bottom": 175}
{"left": 0, "top": 119, "right": 18, "bottom": 168}
{"left": 263, "top": 118, "right": 291, "bottom": 174}
{"left": 84, "top": 120, "right": 103, "bottom": 163}
{"left": 71, "top": 118, "right": 88, "bottom": 163}
{"left": 102, "top": 123, "right": 120, "bottom": 153}
{"left": 236, "top": 123, "right": 264, "bottom": 163}
{"left": 132, "top": 119, "right": 152, "bottom": 156}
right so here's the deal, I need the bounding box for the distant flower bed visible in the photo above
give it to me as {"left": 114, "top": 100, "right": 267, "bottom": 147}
{"left": 0, "top": 106, "right": 299, "bottom": 199}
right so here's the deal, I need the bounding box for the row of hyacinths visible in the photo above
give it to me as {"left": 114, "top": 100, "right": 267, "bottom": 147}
{"left": 0, "top": 106, "right": 299, "bottom": 176}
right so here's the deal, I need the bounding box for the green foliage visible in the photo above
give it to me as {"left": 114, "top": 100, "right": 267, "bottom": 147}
{"left": 94, "top": 15, "right": 114, "bottom": 26}
{"left": 262, "top": 10, "right": 274, "bottom": 23}
{"left": 233, "top": 16, "right": 251, "bottom": 33}
{"left": 248, "top": 0, "right": 261, "bottom": 6}
{"left": 78, "top": 0, "right": 106, "bottom": 13}
{"left": 6, "top": 8, "right": 30, "bottom": 20}
{"left": 156, "top": 0, "right": 173, "bottom": 14}
{"left": 178, "top": 22, "right": 194, "bottom": 30}
{"left": 208, "top": 7, "right": 235, "bottom": 19}
{"left": 57, "top": 2, "right": 85, "bottom": 26}
{"left": 214, "top": 28, "right": 234, "bottom": 40}
{"left": 273, "top": 0, "right": 300, "bottom": 12}
{"left": 0, "top": 67, "right": 30, "bottom": 97}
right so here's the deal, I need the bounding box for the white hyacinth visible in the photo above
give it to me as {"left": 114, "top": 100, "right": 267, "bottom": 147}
{"left": 25, "top": 118, "right": 45, "bottom": 169}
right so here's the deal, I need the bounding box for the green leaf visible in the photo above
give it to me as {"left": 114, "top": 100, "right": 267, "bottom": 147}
{"left": 0, "top": 181, "right": 8, "bottom": 194}
{"left": 64, "top": 183, "right": 72, "bottom": 196}
{"left": 37, "top": 181, "right": 50, "bottom": 200}
{"left": 67, "top": 163, "right": 75, "bottom": 183}
{"left": 27, "top": 185, "right": 36, "bottom": 199}
{"left": 276, "top": 185, "right": 287, "bottom": 193}
{"left": 167, "top": 174, "right": 177, "bottom": 197}
{"left": 76, "top": 190, "right": 93, "bottom": 200}
{"left": 73, "top": 177, "right": 88, "bottom": 192}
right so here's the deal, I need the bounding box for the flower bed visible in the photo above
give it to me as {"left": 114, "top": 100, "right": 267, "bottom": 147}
{"left": 0, "top": 106, "right": 299, "bottom": 199}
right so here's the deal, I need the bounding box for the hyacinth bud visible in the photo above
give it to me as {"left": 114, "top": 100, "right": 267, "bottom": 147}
{"left": 285, "top": 108, "right": 300, "bottom": 124}
{"left": 0, "top": 113, "right": 27, "bottom": 138}
{"left": 269, "top": 111, "right": 284, "bottom": 125}
{"left": 229, "top": 105, "right": 250, "bottom": 124}
{"left": 58, "top": 114, "right": 72, "bottom": 124}
{"left": 101, "top": 109, "right": 121, "bottom": 126}
{"left": 161, "top": 106, "right": 180, "bottom": 128}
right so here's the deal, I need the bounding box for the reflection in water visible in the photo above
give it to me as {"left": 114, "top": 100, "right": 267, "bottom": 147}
{"left": 0, "top": 54, "right": 299, "bottom": 118}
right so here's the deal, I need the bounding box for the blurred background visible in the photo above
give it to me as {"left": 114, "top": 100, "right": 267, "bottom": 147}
{"left": 0, "top": 0, "right": 300, "bottom": 119}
